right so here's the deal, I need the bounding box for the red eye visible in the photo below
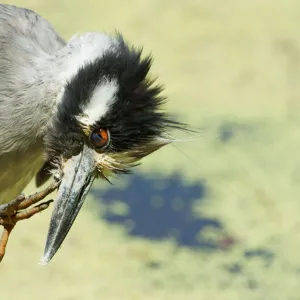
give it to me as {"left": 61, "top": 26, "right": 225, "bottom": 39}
{"left": 90, "top": 129, "right": 110, "bottom": 150}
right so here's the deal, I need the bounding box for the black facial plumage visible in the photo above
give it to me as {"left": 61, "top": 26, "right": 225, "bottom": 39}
{"left": 44, "top": 34, "right": 185, "bottom": 161}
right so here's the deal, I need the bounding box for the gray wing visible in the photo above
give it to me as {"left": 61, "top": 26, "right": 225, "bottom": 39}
{"left": 0, "top": 4, "right": 67, "bottom": 155}
{"left": 0, "top": 5, "right": 67, "bottom": 186}
{"left": 0, "top": 4, "right": 66, "bottom": 53}
{"left": 0, "top": 5, "right": 67, "bottom": 194}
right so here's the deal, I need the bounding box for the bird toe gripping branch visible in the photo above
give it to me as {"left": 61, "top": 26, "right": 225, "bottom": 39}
{"left": 0, "top": 182, "right": 59, "bottom": 262}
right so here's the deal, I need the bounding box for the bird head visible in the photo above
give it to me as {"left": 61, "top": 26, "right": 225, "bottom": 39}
{"left": 40, "top": 33, "right": 186, "bottom": 264}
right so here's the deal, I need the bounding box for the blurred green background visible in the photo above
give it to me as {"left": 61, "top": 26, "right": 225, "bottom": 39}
{"left": 2, "top": 0, "right": 300, "bottom": 299}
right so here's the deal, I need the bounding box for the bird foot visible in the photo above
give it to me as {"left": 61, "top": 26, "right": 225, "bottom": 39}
{"left": 0, "top": 181, "right": 59, "bottom": 262}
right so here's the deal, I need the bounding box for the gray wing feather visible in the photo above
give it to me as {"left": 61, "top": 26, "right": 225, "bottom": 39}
{"left": 0, "top": 4, "right": 66, "bottom": 53}
{"left": 0, "top": 4, "right": 67, "bottom": 200}
{"left": 0, "top": 4, "right": 66, "bottom": 155}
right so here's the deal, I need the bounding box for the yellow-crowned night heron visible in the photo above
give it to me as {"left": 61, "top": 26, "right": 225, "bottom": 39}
{"left": 0, "top": 4, "right": 186, "bottom": 264}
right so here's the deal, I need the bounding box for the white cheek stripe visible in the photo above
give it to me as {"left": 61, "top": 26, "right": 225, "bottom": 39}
{"left": 82, "top": 80, "right": 118, "bottom": 124}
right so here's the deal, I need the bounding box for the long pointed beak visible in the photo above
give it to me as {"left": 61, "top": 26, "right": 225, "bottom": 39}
{"left": 41, "top": 146, "right": 96, "bottom": 265}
